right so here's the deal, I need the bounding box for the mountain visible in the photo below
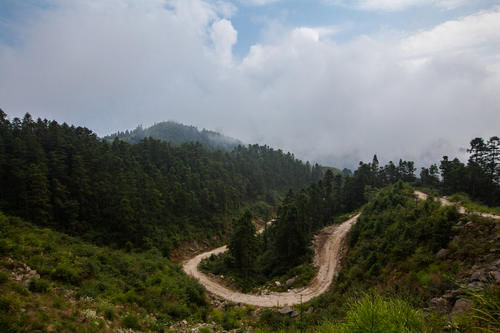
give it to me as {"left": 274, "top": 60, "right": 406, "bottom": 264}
{"left": 104, "top": 121, "right": 242, "bottom": 151}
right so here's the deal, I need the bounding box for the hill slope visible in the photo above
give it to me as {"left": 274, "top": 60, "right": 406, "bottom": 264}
{"left": 104, "top": 121, "right": 241, "bottom": 151}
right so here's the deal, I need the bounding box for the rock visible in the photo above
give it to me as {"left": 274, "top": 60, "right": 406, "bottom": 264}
{"left": 470, "top": 269, "right": 488, "bottom": 282}
{"left": 489, "top": 271, "right": 500, "bottom": 283}
{"left": 468, "top": 281, "right": 484, "bottom": 290}
{"left": 286, "top": 276, "right": 298, "bottom": 287}
{"left": 279, "top": 306, "right": 293, "bottom": 315}
{"left": 443, "top": 290, "right": 462, "bottom": 302}
{"left": 291, "top": 311, "right": 299, "bottom": 318}
{"left": 436, "top": 249, "right": 451, "bottom": 259}
{"left": 182, "top": 320, "right": 188, "bottom": 325}
{"left": 452, "top": 299, "right": 473, "bottom": 316}
{"left": 429, "top": 297, "right": 449, "bottom": 313}
{"left": 491, "top": 259, "right": 500, "bottom": 269}
{"left": 274, "top": 281, "right": 281, "bottom": 287}
{"left": 465, "top": 221, "right": 474, "bottom": 227}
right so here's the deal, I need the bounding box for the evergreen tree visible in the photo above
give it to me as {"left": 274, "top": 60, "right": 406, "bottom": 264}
{"left": 228, "top": 211, "right": 257, "bottom": 279}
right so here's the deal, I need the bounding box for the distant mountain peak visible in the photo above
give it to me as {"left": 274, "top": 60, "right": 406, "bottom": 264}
{"left": 104, "top": 121, "right": 242, "bottom": 151}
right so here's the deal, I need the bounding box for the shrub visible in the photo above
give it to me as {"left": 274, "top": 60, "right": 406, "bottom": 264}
{"left": 222, "top": 311, "right": 239, "bottom": 330}
{"left": 51, "top": 262, "right": 80, "bottom": 284}
{"left": 11, "top": 283, "right": 30, "bottom": 296}
{"left": 28, "top": 278, "right": 50, "bottom": 293}
{"left": 121, "top": 314, "right": 140, "bottom": 329}
{"left": 199, "top": 327, "right": 212, "bottom": 333}
{"left": 332, "top": 293, "right": 425, "bottom": 333}
{"left": 0, "top": 239, "right": 14, "bottom": 255}
{"left": 103, "top": 307, "right": 115, "bottom": 320}
{"left": 0, "top": 294, "right": 20, "bottom": 314}
{"left": 0, "top": 271, "right": 8, "bottom": 284}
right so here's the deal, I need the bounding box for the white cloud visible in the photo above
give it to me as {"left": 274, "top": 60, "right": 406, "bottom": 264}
{"left": 0, "top": 1, "right": 499, "bottom": 169}
{"left": 400, "top": 7, "right": 500, "bottom": 57}
{"left": 329, "top": 0, "right": 469, "bottom": 11}
{"left": 211, "top": 19, "right": 238, "bottom": 66}
{"left": 238, "top": 0, "right": 281, "bottom": 6}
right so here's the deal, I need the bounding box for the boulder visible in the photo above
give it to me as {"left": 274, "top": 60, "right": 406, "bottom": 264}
{"left": 442, "top": 290, "right": 462, "bottom": 302}
{"left": 452, "top": 299, "right": 473, "bottom": 316}
{"left": 470, "top": 269, "right": 488, "bottom": 282}
{"left": 286, "top": 276, "right": 298, "bottom": 287}
{"left": 436, "top": 249, "right": 451, "bottom": 259}
{"left": 274, "top": 281, "right": 281, "bottom": 287}
{"left": 279, "top": 306, "right": 293, "bottom": 315}
{"left": 467, "top": 281, "right": 484, "bottom": 290}
{"left": 291, "top": 311, "right": 299, "bottom": 318}
{"left": 429, "top": 297, "right": 449, "bottom": 313}
{"left": 489, "top": 271, "right": 500, "bottom": 284}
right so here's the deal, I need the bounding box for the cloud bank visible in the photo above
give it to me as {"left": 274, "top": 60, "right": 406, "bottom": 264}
{"left": 0, "top": 0, "right": 499, "bottom": 169}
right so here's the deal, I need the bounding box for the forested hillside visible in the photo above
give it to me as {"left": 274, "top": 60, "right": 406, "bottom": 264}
{"left": 0, "top": 111, "right": 320, "bottom": 254}
{"left": 104, "top": 121, "right": 241, "bottom": 151}
{"left": 203, "top": 156, "right": 420, "bottom": 289}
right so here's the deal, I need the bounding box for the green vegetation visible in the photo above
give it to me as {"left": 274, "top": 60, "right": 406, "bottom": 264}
{"left": 421, "top": 136, "right": 499, "bottom": 205}
{"left": 326, "top": 293, "right": 425, "bottom": 333}
{"left": 204, "top": 155, "right": 420, "bottom": 290}
{"left": 0, "top": 109, "right": 498, "bottom": 332}
{"left": 0, "top": 111, "right": 320, "bottom": 254}
{"left": 28, "top": 278, "right": 51, "bottom": 293}
{"left": 447, "top": 192, "right": 500, "bottom": 215}
{"left": 0, "top": 211, "right": 210, "bottom": 331}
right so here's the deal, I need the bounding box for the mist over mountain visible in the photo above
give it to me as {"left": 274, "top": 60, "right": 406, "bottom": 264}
{"left": 104, "top": 121, "right": 242, "bottom": 152}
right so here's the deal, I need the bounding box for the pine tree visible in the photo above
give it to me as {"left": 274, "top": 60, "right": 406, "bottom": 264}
{"left": 228, "top": 211, "right": 257, "bottom": 279}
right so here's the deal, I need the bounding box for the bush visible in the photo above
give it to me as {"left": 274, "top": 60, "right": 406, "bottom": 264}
{"left": 0, "top": 239, "right": 14, "bottom": 255}
{"left": 28, "top": 278, "right": 50, "bottom": 293}
{"left": 0, "top": 271, "right": 8, "bottom": 284}
{"left": 11, "top": 283, "right": 30, "bottom": 296}
{"left": 222, "top": 311, "right": 239, "bottom": 330}
{"left": 121, "top": 314, "right": 140, "bottom": 329}
{"left": 51, "top": 262, "right": 80, "bottom": 284}
{"left": 0, "top": 294, "right": 20, "bottom": 314}
{"left": 103, "top": 307, "right": 115, "bottom": 321}
{"left": 333, "top": 293, "right": 425, "bottom": 333}
{"left": 199, "top": 327, "right": 212, "bottom": 333}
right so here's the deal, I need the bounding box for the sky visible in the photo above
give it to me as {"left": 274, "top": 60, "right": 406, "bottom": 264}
{"left": 0, "top": 0, "right": 499, "bottom": 169}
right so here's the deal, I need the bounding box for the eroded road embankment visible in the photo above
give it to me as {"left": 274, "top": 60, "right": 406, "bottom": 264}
{"left": 182, "top": 214, "right": 359, "bottom": 307}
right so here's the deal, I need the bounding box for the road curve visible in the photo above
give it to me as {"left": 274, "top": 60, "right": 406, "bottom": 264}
{"left": 182, "top": 214, "right": 359, "bottom": 307}
{"left": 414, "top": 191, "right": 500, "bottom": 220}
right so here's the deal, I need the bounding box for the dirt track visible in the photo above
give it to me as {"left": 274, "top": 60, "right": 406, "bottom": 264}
{"left": 414, "top": 191, "right": 500, "bottom": 219}
{"left": 182, "top": 214, "right": 359, "bottom": 307}
{"left": 183, "top": 191, "right": 498, "bottom": 307}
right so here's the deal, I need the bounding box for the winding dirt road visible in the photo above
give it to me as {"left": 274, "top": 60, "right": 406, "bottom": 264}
{"left": 183, "top": 191, "right": 499, "bottom": 307}
{"left": 414, "top": 191, "right": 500, "bottom": 220}
{"left": 182, "top": 214, "right": 359, "bottom": 307}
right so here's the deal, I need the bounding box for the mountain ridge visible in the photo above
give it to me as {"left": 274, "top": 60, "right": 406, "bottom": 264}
{"left": 104, "top": 121, "right": 242, "bottom": 151}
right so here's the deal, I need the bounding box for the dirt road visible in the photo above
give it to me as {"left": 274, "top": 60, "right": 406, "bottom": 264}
{"left": 183, "top": 191, "right": 497, "bottom": 307}
{"left": 182, "top": 214, "right": 359, "bottom": 307}
{"left": 414, "top": 191, "right": 500, "bottom": 220}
